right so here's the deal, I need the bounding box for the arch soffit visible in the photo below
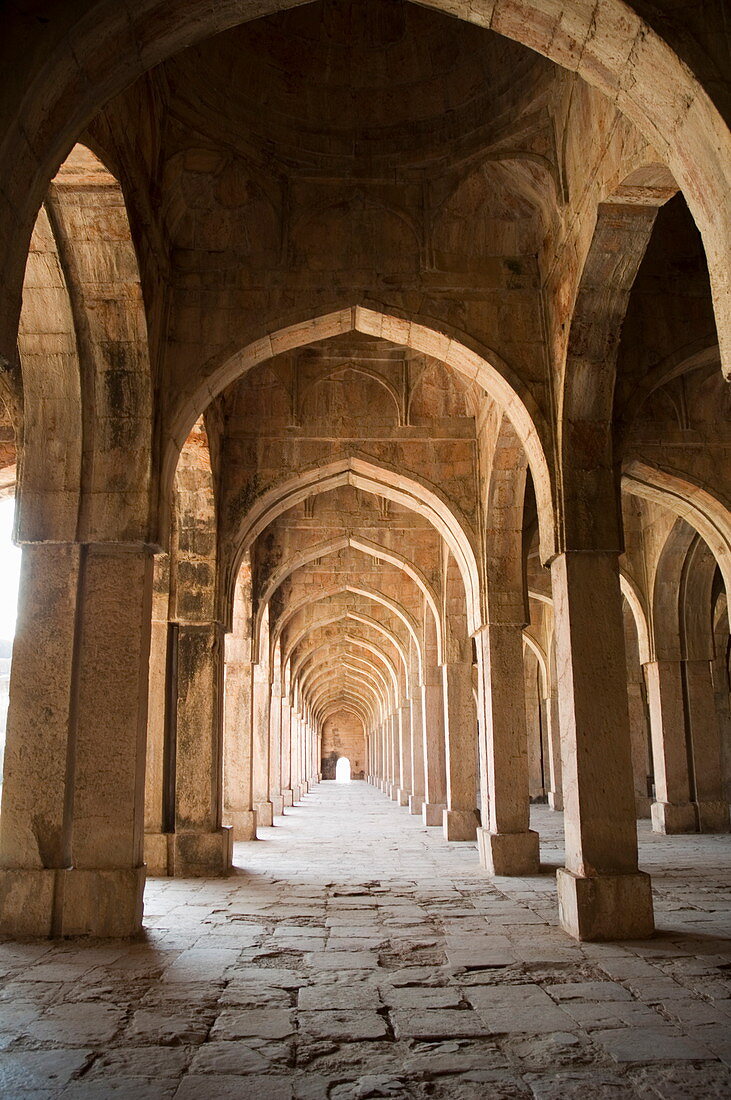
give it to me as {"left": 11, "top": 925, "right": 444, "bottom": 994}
{"left": 314, "top": 691, "right": 376, "bottom": 728}
{"left": 295, "top": 648, "right": 399, "bottom": 716}
{"left": 255, "top": 532, "right": 442, "bottom": 664}
{"left": 522, "top": 630, "right": 549, "bottom": 696}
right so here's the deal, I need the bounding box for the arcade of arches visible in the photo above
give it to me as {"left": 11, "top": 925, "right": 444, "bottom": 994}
{"left": 0, "top": 0, "right": 730, "bottom": 1090}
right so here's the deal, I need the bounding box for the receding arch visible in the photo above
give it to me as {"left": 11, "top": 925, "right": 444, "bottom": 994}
{"left": 272, "top": 585, "right": 425, "bottom": 672}
{"left": 288, "top": 613, "right": 412, "bottom": 695}
{"left": 231, "top": 454, "right": 480, "bottom": 632}
{"left": 164, "top": 306, "right": 555, "bottom": 567}
{"left": 254, "top": 533, "right": 441, "bottom": 666}
{"left": 624, "top": 460, "right": 731, "bottom": 597}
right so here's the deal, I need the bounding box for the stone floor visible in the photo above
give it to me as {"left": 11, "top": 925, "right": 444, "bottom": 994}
{"left": 1, "top": 782, "right": 731, "bottom": 1098}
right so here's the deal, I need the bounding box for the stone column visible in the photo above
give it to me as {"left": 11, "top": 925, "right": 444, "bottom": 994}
{"left": 251, "top": 664, "right": 273, "bottom": 826}
{"left": 382, "top": 717, "right": 392, "bottom": 794}
{"left": 475, "top": 624, "right": 539, "bottom": 874}
{"left": 684, "top": 660, "right": 730, "bottom": 831}
{"left": 144, "top": 589, "right": 171, "bottom": 874}
{"left": 280, "top": 697, "right": 294, "bottom": 807}
{"left": 222, "top": 637, "right": 257, "bottom": 841}
{"left": 422, "top": 673, "right": 447, "bottom": 826}
{"left": 543, "top": 690, "right": 563, "bottom": 811}
{"left": 384, "top": 721, "right": 391, "bottom": 792}
{"left": 269, "top": 680, "right": 284, "bottom": 817}
{"left": 290, "top": 709, "right": 302, "bottom": 801}
{"left": 390, "top": 712, "right": 400, "bottom": 800}
{"left": 551, "top": 551, "right": 654, "bottom": 941}
{"left": 442, "top": 660, "right": 479, "bottom": 840}
{"left": 645, "top": 659, "right": 696, "bottom": 833}
{"left": 0, "top": 542, "right": 153, "bottom": 937}
{"left": 170, "top": 621, "right": 233, "bottom": 875}
{"left": 409, "top": 689, "right": 426, "bottom": 815}
{"left": 396, "top": 701, "right": 412, "bottom": 805}
{"left": 626, "top": 679, "right": 652, "bottom": 818}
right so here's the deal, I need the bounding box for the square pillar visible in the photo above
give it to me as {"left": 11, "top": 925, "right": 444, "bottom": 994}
{"left": 475, "top": 623, "right": 539, "bottom": 874}
{"left": 0, "top": 542, "right": 154, "bottom": 937}
{"left": 269, "top": 682, "right": 284, "bottom": 817}
{"left": 551, "top": 551, "right": 654, "bottom": 942}
{"left": 442, "top": 660, "right": 479, "bottom": 841}
{"left": 409, "top": 691, "right": 426, "bottom": 815}
{"left": 645, "top": 659, "right": 696, "bottom": 833}
{"left": 252, "top": 667, "right": 273, "bottom": 826}
{"left": 422, "top": 676, "right": 447, "bottom": 826}
{"left": 685, "top": 659, "right": 730, "bottom": 832}
{"left": 170, "top": 622, "right": 232, "bottom": 876}
{"left": 396, "top": 701, "right": 412, "bottom": 805}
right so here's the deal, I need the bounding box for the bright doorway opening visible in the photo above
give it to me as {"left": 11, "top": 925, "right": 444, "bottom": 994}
{"left": 335, "top": 757, "right": 351, "bottom": 783}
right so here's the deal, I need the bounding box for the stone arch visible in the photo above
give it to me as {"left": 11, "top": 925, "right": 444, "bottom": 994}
{"left": 232, "top": 454, "right": 480, "bottom": 632}
{"left": 16, "top": 143, "right": 153, "bottom": 545}
{"left": 2, "top": 0, "right": 729, "bottom": 385}
{"left": 164, "top": 306, "right": 554, "bottom": 567}
{"left": 624, "top": 459, "right": 731, "bottom": 597}
{"left": 302, "top": 648, "right": 397, "bottom": 715}
{"left": 522, "top": 630, "right": 549, "bottom": 697}
{"left": 288, "top": 613, "right": 412, "bottom": 697}
{"left": 254, "top": 534, "right": 441, "bottom": 668}
{"left": 272, "top": 585, "right": 423, "bottom": 675}
{"left": 619, "top": 570, "right": 652, "bottom": 666}
{"left": 297, "top": 633, "right": 401, "bottom": 701}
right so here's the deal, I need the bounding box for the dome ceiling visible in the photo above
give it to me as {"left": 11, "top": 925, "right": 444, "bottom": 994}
{"left": 164, "top": 0, "right": 557, "bottom": 177}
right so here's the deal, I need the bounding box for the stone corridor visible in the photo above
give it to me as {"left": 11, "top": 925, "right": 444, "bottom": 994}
{"left": 1, "top": 782, "right": 730, "bottom": 1098}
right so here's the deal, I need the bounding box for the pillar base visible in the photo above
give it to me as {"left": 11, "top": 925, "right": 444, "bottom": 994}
{"left": 557, "top": 867, "right": 654, "bottom": 942}
{"left": 408, "top": 795, "right": 423, "bottom": 815}
{"left": 255, "top": 801, "right": 274, "bottom": 826}
{"left": 696, "top": 800, "right": 730, "bottom": 833}
{"left": 548, "top": 791, "right": 563, "bottom": 811}
{"left": 396, "top": 787, "right": 410, "bottom": 806}
{"left": 390, "top": 786, "right": 400, "bottom": 802}
{"left": 0, "top": 865, "right": 145, "bottom": 938}
{"left": 477, "top": 828, "right": 540, "bottom": 875}
{"left": 422, "top": 802, "right": 446, "bottom": 827}
{"left": 173, "top": 828, "right": 233, "bottom": 877}
{"left": 443, "top": 808, "right": 479, "bottom": 841}
{"left": 226, "top": 810, "right": 258, "bottom": 841}
{"left": 146, "top": 829, "right": 233, "bottom": 877}
{"left": 271, "top": 795, "right": 285, "bottom": 817}
{"left": 651, "top": 800, "right": 697, "bottom": 834}
{"left": 282, "top": 789, "right": 294, "bottom": 808}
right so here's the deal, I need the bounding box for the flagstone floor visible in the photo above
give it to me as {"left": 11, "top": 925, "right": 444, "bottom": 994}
{"left": 1, "top": 781, "right": 731, "bottom": 1098}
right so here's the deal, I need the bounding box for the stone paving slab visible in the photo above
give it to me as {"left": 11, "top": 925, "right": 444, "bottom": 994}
{"left": 0, "top": 784, "right": 729, "bottom": 1097}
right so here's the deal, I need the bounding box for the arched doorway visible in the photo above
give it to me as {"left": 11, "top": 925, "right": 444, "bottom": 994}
{"left": 335, "top": 757, "right": 351, "bottom": 784}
